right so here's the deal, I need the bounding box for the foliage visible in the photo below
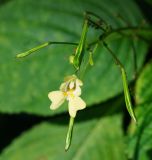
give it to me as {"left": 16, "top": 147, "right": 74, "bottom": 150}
{"left": 0, "top": 0, "right": 151, "bottom": 159}
{"left": 127, "top": 61, "right": 152, "bottom": 160}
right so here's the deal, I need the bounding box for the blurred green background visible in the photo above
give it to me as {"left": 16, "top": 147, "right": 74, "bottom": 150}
{"left": 0, "top": 0, "right": 152, "bottom": 159}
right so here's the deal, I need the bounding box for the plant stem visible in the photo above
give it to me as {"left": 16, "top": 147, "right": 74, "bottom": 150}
{"left": 65, "top": 117, "right": 75, "bottom": 151}
{"left": 102, "top": 42, "right": 137, "bottom": 123}
{"left": 16, "top": 41, "right": 78, "bottom": 58}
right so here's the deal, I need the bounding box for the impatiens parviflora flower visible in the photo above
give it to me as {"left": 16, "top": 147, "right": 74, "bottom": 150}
{"left": 48, "top": 75, "right": 86, "bottom": 118}
{"left": 48, "top": 75, "right": 86, "bottom": 151}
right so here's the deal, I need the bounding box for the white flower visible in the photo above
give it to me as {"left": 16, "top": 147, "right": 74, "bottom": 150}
{"left": 48, "top": 75, "right": 86, "bottom": 118}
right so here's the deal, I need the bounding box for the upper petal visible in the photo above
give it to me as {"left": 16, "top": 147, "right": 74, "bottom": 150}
{"left": 68, "top": 96, "right": 86, "bottom": 117}
{"left": 69, "top": 81, "right": 75, "bottom": 89}
{"left": 48, "top": 91, "right": 65, "bottom": 110}
{"left": 59, "top": 82, "right": 67, "bottom": 91}
{"left": 76, "top": 79, "right": 83, "bottom": 86}
{"left": 64, "top": 75, "right": 77, "bottom": 82}
{"left": 73, "top": 86, "right": 81, "bottom": 97}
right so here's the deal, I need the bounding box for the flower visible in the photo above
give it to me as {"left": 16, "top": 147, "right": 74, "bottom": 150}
{"left": 48, "top": 75, "right": 86, "bottom": 118}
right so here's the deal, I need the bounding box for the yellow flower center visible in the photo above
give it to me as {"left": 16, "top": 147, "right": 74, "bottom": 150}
{"left": 64, "top": 89, "right": 75, "bottom": 98}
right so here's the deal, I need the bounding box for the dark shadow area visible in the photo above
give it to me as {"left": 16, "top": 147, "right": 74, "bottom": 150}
{"left": 136, "top": 0, "right": 152, "bottom": 23}
{"left": 144, "top": 46, "right": 152, "bottom": 65}
{"left": 147, "top": 149, "right": 152, "bottom": 159}
{"left": 0, "top": 0, "right": 11, "bottom": 5}
{"left": 0, "top": 93, "right": 125, "bottom": 153}
{"left": 122, "top": 104, "right": 132, "bottom": 135}
{"left": 0, "top": 114, "right": 43, "bottom": 154}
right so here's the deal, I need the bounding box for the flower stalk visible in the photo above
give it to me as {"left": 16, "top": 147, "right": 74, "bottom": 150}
{"left": 65, "top": 117, "right": 75, "bottom": 151}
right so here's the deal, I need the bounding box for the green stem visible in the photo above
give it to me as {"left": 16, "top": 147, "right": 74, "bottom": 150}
{"left": 73, "top": 18, "right": 88, "bottom": 70}
{"left": 131, "top": 40, "right": 138, "bottom": 80}
{"left": 16, "top": 25, "right": 151, "bottom": 59}
{"left": 65, "top": 117, "right": 75, "bottom": 151}
{"left": 102, "top": 42, "right": 123, "bottom": 67}
{"left": 79, "top": 43, "right": 99, "bottom": 79}
{"left": 16, "top": 41, "right": 78, "bottom": 58}
{"left": 103, "top": 42, "right": 137, "bottom": 123}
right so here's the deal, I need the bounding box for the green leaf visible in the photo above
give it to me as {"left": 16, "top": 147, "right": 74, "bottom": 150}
{"left": 127, "top": 103, "right": 152, "bottom": 160}
{"left": 0, "top": 0, "right": 148, "bottom": 115}
{"left": 0, "top": 114, "right": 126, "bottom": 160}
{"left": 135, "top": 60, "right": 152, "bottom": 104}
{"left": 127, "top": 61, "right": 152, "bottom": 160}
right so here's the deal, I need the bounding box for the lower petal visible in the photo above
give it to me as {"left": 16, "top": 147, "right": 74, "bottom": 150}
{"left": 48, "top": 91, "right": 65, "bottom": 110}
{"left": 68, "top": 96, "right": 86, "bottom": 117}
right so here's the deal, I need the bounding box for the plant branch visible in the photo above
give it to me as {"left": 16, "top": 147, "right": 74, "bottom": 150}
{"left": 102, "top": 41, "right": 137, "bottom": 123}
{"left": 16, "top": 41, "right": 78, "bottom": 58}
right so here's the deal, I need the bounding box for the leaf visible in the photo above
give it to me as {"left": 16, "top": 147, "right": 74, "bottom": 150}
{"left": 135, "top": 60, "right": 152, "bottom": 104}
{"left": 127, "top": 103, "right": 152, "bottom": 160}
{"left": 0, "top": 114, "right": 126, "bottom": 160}
{"left": 0, "top": 0, "right": 149, "bottom": 115}
{"left": 127, "top": 61, "right": 152, "bottom": 160}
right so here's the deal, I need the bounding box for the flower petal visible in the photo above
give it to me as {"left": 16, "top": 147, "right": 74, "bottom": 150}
{"left": 73, "top": 86, "right": 81, "bottom": 96}
{"left": 48, "top": 91, "right": 65, "bottom": 110}
{"left": 64, "top": 75, "right": 76, "bottom": 82}
{"left": 59, "top": 82, "right": 67, "bottom": 91}
{"left": 68, "top": 97, "right": 86, "bottom": 117}
{"left": 76, "top": 79, "right": 83, "bottom": 86}
{"left": 69, "top": 81, "right": 75, "bottom": 89}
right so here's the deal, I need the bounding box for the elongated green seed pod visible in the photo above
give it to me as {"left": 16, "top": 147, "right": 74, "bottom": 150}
{"left": 121, "top": 68, "right": 137, "bottom": 123}
{"left": 16, "top": 42, "right": 77, "bottom": 58}
{"left": 16, "top": 42, "right": 49, "bottom": 58}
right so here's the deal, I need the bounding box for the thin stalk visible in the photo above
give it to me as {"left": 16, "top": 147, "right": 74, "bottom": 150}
{"left": 65, "top": 117, "right": 75, "bottom": 151}
{"left": 103, "top": 41, "right": 137, "bottom": 123}
{"left": 73, "top": 18, "right": 88, "bottom": 70}
{"left": 16, "top": 41, "right": 78, "bottom": 58}
{"left": 131, "top": 40, "right": 138, "bottom": 80}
